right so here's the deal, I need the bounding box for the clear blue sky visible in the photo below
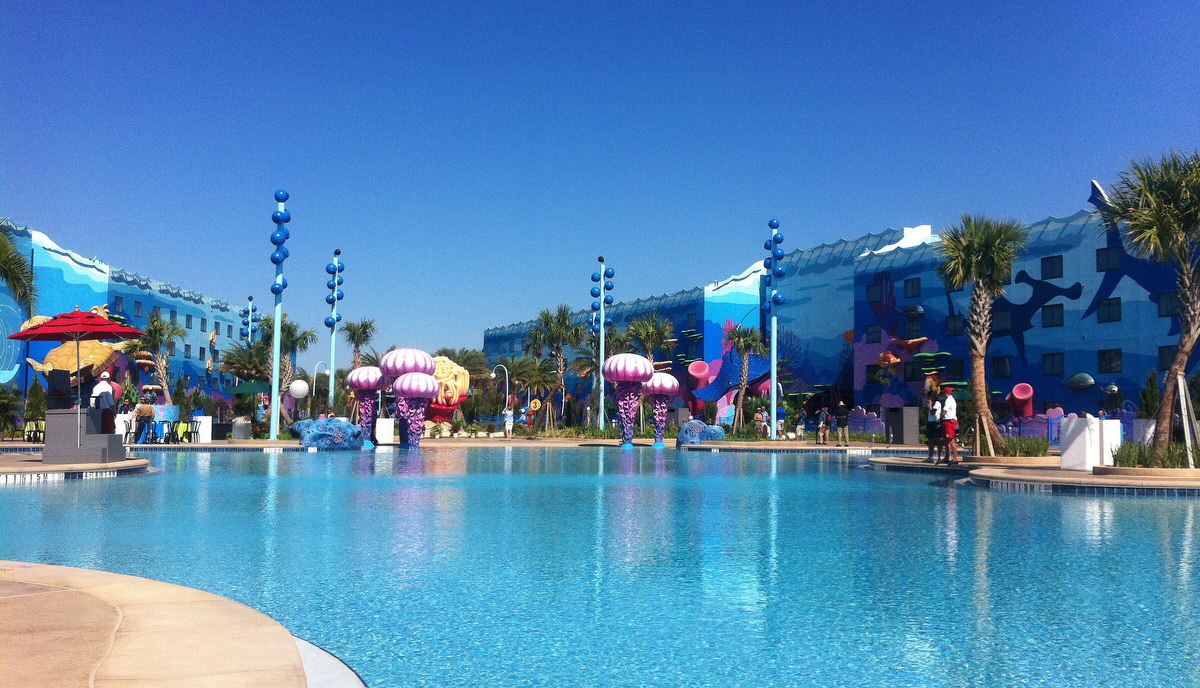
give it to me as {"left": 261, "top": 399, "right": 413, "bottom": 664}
{"left": 3, "top": 0, "right": 1198, "bottom": 372}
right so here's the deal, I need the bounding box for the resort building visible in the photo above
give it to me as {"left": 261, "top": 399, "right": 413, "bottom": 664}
{"left": 483, "top": 193, "right": 1183, "bottom": 417}
{"left": 0, "top": 222, "right": 241, "bottom": 398}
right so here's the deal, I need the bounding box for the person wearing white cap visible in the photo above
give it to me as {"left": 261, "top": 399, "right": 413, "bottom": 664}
{"left": 90, "top": 371, "right": 116, "bottom": 434}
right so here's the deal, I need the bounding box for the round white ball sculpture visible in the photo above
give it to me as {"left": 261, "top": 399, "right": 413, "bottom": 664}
{"left": 288, "top": 379, "right": 310, "bottom": 399}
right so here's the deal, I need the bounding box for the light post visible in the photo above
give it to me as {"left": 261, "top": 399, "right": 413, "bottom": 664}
{"left": 323, "top": 249, "right": 344, "bottom": 411}
{"left": 239, "top": 296, "right": 260, "bottom": 345}
{"left": 761, "top": 219, "right": 786, "bottom": 440}
{"left": 588, "top": 256, "right": 615, "bottom": 429}
{"left": 268, "top": 189, "right": 292, "bottom": 440}
{"left": 309, "top": 361, "right": 329, "bottom": 418}
{"left": 491, "top": 364, "right": 510, "bottom": 412}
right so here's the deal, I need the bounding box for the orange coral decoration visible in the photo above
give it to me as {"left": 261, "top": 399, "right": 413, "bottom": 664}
{"left": 842, "top": 329, "right": 855, "bottom": 344}
{"left": 890, "top": 337, "right": 928, "bottom": 353}
{"left": 876, "top": 351, "right": 900, "bottom": 368}
{"left": 425, "top": 356, "right": 471, "bottom": 423}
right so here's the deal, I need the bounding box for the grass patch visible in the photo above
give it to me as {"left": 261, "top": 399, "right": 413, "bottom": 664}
{"left": 1112, "top": 442, "right": 1198, "bottom": 469}
{"left": 1000, "top": 436, "right": 1050, "bottom": 457}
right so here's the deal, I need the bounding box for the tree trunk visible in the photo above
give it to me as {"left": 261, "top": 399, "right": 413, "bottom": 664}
{"left": 352, "top": 347, "right": 362, "bottom": 370}
{"left": 967, "top": 285, "right": 1005, "bottom": 455}
{"left": 1153, "top": 271, "right": 1200, "bottom": 465}
{"left": 733, "top": 353, "right": 750, "bottom": 432}
{"left": 155, "top": 353, "right": 172, "bottom": 405}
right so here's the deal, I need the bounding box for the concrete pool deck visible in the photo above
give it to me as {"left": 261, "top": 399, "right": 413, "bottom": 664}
{"left": 0, "top": 561, "right": 310, "bottom": 687}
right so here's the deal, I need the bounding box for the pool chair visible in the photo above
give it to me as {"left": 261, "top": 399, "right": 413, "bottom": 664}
{"left": 154, "top": 420, "right": 174, "bottom": 444}
{"left": 173, "top": 420, "right": 197, "bottom": 443}
{"left": 23, "top": 419, "right": 44, "bottom": 443}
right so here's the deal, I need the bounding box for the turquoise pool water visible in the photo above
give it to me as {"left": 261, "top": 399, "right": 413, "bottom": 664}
{"left": 2, "top": 447, "right": 1199, "bottom": 686}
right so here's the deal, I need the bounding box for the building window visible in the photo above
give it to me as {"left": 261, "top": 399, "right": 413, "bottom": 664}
{"left": 866, "top": 284, "right": 883, "bottom": 304}
{"left": 227, "top": 324, "right": 233, "bottom": 338}
{"left": 509, "top": 341, "right": 516, "bottom": 353}
{"left": 992, "top": 355, "right": 1012, "bottom": 378}
{"left": 1097, "top": 297, "right": 1122, "bottom": 323}
{"left": 170, "top": 310, "right": 178, "bottom": 324}
{"left": 199, "top": 347, "right": 206, "bottom": 361}
{"left": 945, "top": 315, "right": 965, "bottom": 336}
{"left": 185, "top": 314, "right": 193, "bottom": 329}
{"left": 945, "top": 359, "right": 965, "bottom": 380}
{"left": 903, "top": 362, "right": 922, "bottom": 381}
{"left": 1096, "top": 246, "right": 1121, "bottom": 272}
{"left": 865, "top": 364, "right": 881, "bottom": 381}
{"left": 200, "top": 318, "right": 207, "bottom": 332}
{"left": 904, "top": 278, "right": 921, "bottom": 298}
{"left": 211, "top": 348, "right": 219, "bottom": 362}
{"left": 1160, "top": 346, "right": 1178, "bottom": 371}
{"left": 184, "top": 344, "right": 192, "bottom": 359}
{"left": 167, "top": 342, "right": 175, "bottom": 356}
{"left": 1098, "top": 348, "right": 1123, "bottom": 373}
{"left": 1041, "top": 255, "right": 1064, "bottom": 280}
{"left": 866, "top": 324, "right": 881, "bottom": 343}
{"left": 151, "top": 306, "right": 160, "bottom": 319}
{"left": 687, "top": 342, "right": 700, "bottom": 358}
{"left": 1042, "top": 303, "right": 1064, "bottom": 328}
{"left": 992, "top": 310, "right": 1011, "bottom": 333}
{"left": 134, "top": 301, "right": 143, "bottom": 317}
{"left": 1159, "top": 292, "right": 1180, "bottom": 317}
{"left": 686, "top": 313, "right": 697, "bottom": 329}
{"left": 1043, "top": 352, "right": 1064, "bottom": 377}
{"left": 113, "top": 296, "right": 125, "bottom": 312}
{"left": 903, "top": 319, "right": 921, "bottom": 339}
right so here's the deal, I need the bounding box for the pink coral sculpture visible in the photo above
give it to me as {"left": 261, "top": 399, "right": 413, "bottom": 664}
{"left": 642, "top": 372, "right": 680, "bottom": 446}
{"left": 602, "top": 353, "right": 653, "bottom": 446}
{"left": 392, "top": 372, "right": 439, "bottom": 448}
{"left": 380, "top": 348, "right": 436, "bottom": 377}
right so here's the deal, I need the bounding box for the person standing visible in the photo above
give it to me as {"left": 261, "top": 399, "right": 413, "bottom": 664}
{"left": 925, "top": 391, "right": 944, "bottom": 464}
{"left": 833, "top": 401, "right": 850, "bottom": 447}
{"left": 816, "top": 406, "right": 830, "bottom": 445}
{"left": 794, "top": 407, "right": 808, "bottom": 443}
{"left": 133, "top": 395, "right": 155, "bottom": 444}
{"left": 940, "top": 387, "right": 959, "bottom": 465}
{"left": 503, "top": 407, "right": 514, "bottom": 439}
{"left": 90, "top": 371, "right": 116, "bottom": 434}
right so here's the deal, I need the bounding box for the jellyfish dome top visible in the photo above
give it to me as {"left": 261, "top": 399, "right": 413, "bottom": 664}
{"left": 392, "top": 372, "right": 439, "bottom": 399}
{"left": 601, "top": 353, "right": 654, "bottom": 384}
{"left": 380, "top": 348, "right": 436, "bottom": 377}
{"left": 642, "top": 372, "right": 681, "bottom": 396}
{"left": 346, "top": 366, "right": 386, "bottom": 391}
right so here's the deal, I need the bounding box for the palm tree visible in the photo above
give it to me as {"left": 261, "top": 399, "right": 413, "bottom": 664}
{"left": 341, "top": 319, "right": 377, "bottom": 370}
{"left": 626, "top": 311, "right": 677, "bottom": 363}
{"left": 360, "top": 345, "right": 395, "bottom": 369}
{"left": 259, "top": 315, "right": 317, "bottom": 423}
{"left": 220, "top": 342, "right": 269, "bottom": 382}
{"left": 524, "top": 305, "right": 584, "bottom": 429}
{"left": 122, "top": 312, "right": 186, "bottom": 403}
{"left": 726, "top": 326, "right": 765, "bottom": 432}
{"left": 570, "top": 326, "right": 628, "bottom": 422}
{"left": 1100, "top": 151, "right": 1200, "bottom": 462}
{"left": 0, "top": 219, "right": 35, "bottom": 315}
{"left": 937, "top": 214, "right": 1030, "bottom": 456}
{"left": 514, "top": 357, "right": 555, "bottom": 426}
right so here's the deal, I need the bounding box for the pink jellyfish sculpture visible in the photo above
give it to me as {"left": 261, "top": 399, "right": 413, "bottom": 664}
{"left": 392, "top": 372, "right": 439, "bottom": 448}
{"left": 602, "top": 353, "right": 654, "bottom": 447}
{"left": 642, "top": 372, "right": 681, "bottom": 448}
{"left": 379, "top": 347, "right": 436, "bottom": 377}
{"left": 346, "top": 366, "right": 386, "bottom": 441}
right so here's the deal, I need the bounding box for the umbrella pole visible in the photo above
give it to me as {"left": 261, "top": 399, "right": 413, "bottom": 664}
{"left": 76, "top": 336, "right": 82, "bottom": 448}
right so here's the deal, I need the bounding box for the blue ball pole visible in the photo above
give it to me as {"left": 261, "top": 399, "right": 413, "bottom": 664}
{"left": 269, "top": 190, "right": 290, "bottom": 440}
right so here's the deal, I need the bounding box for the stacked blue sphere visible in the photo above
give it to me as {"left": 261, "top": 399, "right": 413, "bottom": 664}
{"left": 762, "top": 218, "right": 785, "bottom": 312}
{"left": 325, "top": 249, "right": 344, "bottom": 329}
{"left": 239, "top": 297, "right": 260, "bottom": 339}
{"left": 588, "top": 258, "right": 615, "bottom": 333}
{"left": 270, "top": 190, "right": 291, "bottom": 295}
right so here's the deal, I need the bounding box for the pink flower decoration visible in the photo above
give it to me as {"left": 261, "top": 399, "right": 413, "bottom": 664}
{"left": 380, "top": 348, "right": 436, "bottom": 377}
{"left": 601, "top": 353, "right": 654, "bottom": 383}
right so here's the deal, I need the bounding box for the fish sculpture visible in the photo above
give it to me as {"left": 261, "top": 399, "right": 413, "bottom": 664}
{"left": 876, "top": 351, "right": 900, "bottom": 367}
{"left": 1062, "top": 373, "right": 1095, "bottom": 391}
{"left": 891, "top": 336, "right": 928, "bottom": 353}
{"left": 1102, "top": 383, "right": 1120, "bottom": 397}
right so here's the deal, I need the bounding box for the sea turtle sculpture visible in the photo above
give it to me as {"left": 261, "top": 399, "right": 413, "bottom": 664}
{"left": 22, "top": 308, "right": 130, "bottom": 387}
{"left": 1063, "top": 373, "right": 1096, "bottom": 391}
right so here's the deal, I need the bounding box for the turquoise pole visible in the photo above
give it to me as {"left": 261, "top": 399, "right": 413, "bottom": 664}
{"left": 268, "top": 191, "right": 290, "bottom": 440}
{"left": 328, "top": 250, "right": 340, "bottom": 410}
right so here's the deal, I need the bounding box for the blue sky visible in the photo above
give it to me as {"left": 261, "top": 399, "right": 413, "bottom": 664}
{"left": 3, "top": 0, "right": 1198, "bottom": 371}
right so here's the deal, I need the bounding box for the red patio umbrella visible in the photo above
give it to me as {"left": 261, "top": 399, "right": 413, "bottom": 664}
{"left": 8, "top": 307, "right": 144, "bottom": 446}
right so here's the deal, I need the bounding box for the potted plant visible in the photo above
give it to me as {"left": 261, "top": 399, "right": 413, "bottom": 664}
{"left": 450, "top": 420, "right": 463, "bottom": 437}
{"left": 466, "top": 423, "right": 481, "bottom": 438}
{"left": 486, "top": 423, "right": 496, "bottom": 437}
{"left": 430, "top": 424, "right": 443, "bottom": 439}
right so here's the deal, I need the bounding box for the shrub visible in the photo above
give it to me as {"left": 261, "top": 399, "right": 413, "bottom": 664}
{"left": 450, "top": 420, "right": 463, "bottom": 434}
{"left": 1000, "top": 436, "right": 1050, "bottom": 457}
{"left": 25, "top": 379, "right": 46, "bottom": 420}
{"left": 486, "top": 423, "right": 496, "bottom": 433}
{"left": 430, "top": 424, "right": 443, "bottom": 438}
{"left": 1112, "top": 442, "right": 1197, "bottom": 469}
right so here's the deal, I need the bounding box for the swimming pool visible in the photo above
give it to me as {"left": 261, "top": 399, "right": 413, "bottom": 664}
{"left": 2, "top": 447, "right": 1198, "bottom": 686}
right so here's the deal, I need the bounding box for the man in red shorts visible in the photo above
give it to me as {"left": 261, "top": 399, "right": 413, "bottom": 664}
{"left": 940, "top": 387, "right": 959, "bottom": 464}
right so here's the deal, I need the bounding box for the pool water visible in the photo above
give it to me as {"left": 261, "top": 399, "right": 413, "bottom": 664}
{"left": 2, "top": 447, "right": 1199, "bottom": 686}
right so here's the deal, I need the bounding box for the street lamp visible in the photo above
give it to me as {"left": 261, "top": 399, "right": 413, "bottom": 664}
{"left": 588, "top": 256, "right": 615, "bottom": 429}
{"left": 761, "top": 219, "right": 786, "bottom": 440}
{"left": 268, "top": 190, "right": 292, "bottom": 440}
{"left": 309, "top": 361, "right": 329, "bottom": 418}
{"left": 491, "top": 364, "right": 510, "bottom": 411}
{"left": 323, "top": 249, "right": 344, "bottom": 411}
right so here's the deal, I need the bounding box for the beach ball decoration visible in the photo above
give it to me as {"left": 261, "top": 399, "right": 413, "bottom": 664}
{"left": 380, "top": 348, "right": 436, "bottom": 377}
{"left": 269, "top": 190, "right": 291, "bottom": 294}
{"left": 288, "top": 379, "right": 309, "bottom": 399}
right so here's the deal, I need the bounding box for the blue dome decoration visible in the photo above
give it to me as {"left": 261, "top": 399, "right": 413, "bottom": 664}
{"left": 772, "top": 293, "right": 787, "bottom": 305}
{"left": 325, "top": 316, "right": 336, "bottom": 328}
{"left": 270, "top": 250, "right": 286, "bottom": 265}
{"left": 271, "top": 231, "right": 287, "bottom": 246}
{"left": 772, "top": 247, "right": 785, "bottom": 259}
{"left": 762, "top": 301, "right": 772, "bottom": 312}
{"left": 336, "top": 262, "right": 344, "bottom": 273}
{"left": 768, "top": 218, "right": 780, "bottom": 230}
{"left": 336, "top": 289, "right": 344, "bottom": 300}
{"left": 773, "top": 266, "right": 785, "bottom": 278}
{"left": 250, "top": 304, "right": 257, "bottom": 312}
{"left": 604, "top": 280, "right": 614, "bottom": 291}
{"left": 773, "top": 233, "right": 784, "bottom": 244}
{"left": 336, "top": 313, "right": 342, "bottom": 322}
{"left": 325, "top": 294, "right": 336, "bottom": 305}
{"left": 327, "top": 279, "right": 337, "bottom": 290}
{"left": 605, "top": 318, "right": 613, "bottom": 326}
{"left": 251, "top": 314, "right": 260, "bottom": 321}
{"left": 591, "top": 301, "right": 601, "bottom": 311}
{"left": 603, "top": 294, "right": 614, "bottom": 305}
{"left": 336, "top": 275, "right": 344, "bottom": 285}
{"left": 763, "top": 258, "right": 773, "bottom": 269}
{"left": 763, "top": 240, "right": 773, "bottom": 251}
{"left": 270, "top": 283, "right": 284, "bottom": 295}
{"left": 241, "top": 318, "right": 249, "bottom": 326}
{"left": 279, "top": 246, "right": 289, "bottom": 259}
{"left": 250, "top": 325, "right": 258, "bottom": 333}
{"left": 763, "top": 275, "right": 773, "bottom": 287}
{"left": 903, "top": 304, "right": 925, "bottom": 319}
{"left": 604, "top": 267, "right": 615, "bottom": 279}
{"left": 591, "top": 324, "right": 600, "bottom": 333}
{"left": 591, "top": 272, "right": 602, "bottom": 282}
{"left": 590, "top": 286, "right": 601, "bottom": 298}
{"left": 240, "top": 327, "right": 249, "bottom": 337}
{"left": 272, "top": 210, "right": 291, "bottom": 224}
{"left": 274, "top": 189, "right": 289, "bottom": 203}
{"left": 325, "top": 263, "right": 338, "bottom": 275}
